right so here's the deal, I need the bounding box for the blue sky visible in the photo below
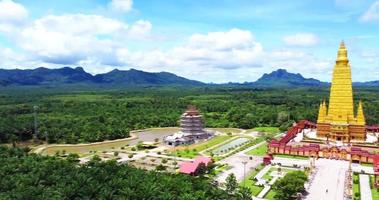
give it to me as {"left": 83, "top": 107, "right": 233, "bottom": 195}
{"left": 0, "top": 0, "right": 378, "bottom": 83}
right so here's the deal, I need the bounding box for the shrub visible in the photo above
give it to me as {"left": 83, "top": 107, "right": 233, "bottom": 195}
{"left": 121, "top": 147, "right": 125, "bottom": 150}
{"left": 131, "top": 147, "right": 136, "bottom": 151}
{"left": 128, "top": 154, "right": 133, "bottom": 158}
{"left": 162, "top": 159, "right": 168, "bottom": 164}
{"left": 114, "top": 151, "right": 119, "bottom": 156}
{"left": 157, "top": 151, "right": 161, "bottom": 155}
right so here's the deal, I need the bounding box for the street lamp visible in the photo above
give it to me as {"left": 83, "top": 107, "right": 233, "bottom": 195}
{"left": 242, "top": 161, "right": 248, "bottom": 187}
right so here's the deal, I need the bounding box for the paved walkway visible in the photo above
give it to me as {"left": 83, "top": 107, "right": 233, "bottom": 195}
{"left": 305, "top": 159, "right": 349, "bottom": 200}
{"left": 359, "top": 174, "right": 373, "bottom": 200}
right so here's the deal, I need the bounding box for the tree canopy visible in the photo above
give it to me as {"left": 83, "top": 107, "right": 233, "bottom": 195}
{"left": 0, "top": 146, "right": 231, "bottom": 200}
{"left": 272, "top": 170, "right": 308, "bottom": 200}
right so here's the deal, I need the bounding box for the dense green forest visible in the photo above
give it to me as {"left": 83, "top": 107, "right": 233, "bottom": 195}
{"left": 0, "top": 146, "right": 233, "bottom": 200}
{"left": 1, "top": 86, "right": 378, "bottom": 144}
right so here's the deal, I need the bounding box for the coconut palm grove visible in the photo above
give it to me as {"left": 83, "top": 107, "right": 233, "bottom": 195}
{"left": 1, "top": 0, "right": 379, "bottom": 200}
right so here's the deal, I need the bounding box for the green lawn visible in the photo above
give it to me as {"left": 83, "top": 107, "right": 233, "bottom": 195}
{"left": 370, "top": 175, "right": 379, "bottom": 200}
{"left": 353, "top": 173, "right": 360, "bottom": 200}
{"left": 171, "top": 149, "right": 199, "bottom": 158}
{"left": 251, "top": 127, "right": 280, "bottom": 134}
{"left": 240, "top": 164, "right": 265, "bottom": 196}
{"left": 274, "top": 154, "right": 310, "bottom": 160}
{"left": 361, "top": 163, "right": 373, "bottom": 167}
{"left": 246, "top": 144, "right": 267, "bottom": 156}
{"left": 264, "top": 190, "right": 276, "bottom": 200}
{"left": 171, "top": 135, "right": 233, "bottom": 158}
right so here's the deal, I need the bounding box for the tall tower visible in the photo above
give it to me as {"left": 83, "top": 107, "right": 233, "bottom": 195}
{"left": 327, "top": 41, "right": 354, "bottom": 124}
{"left": 317, "top": 41, "right": 366, "bottom": 142}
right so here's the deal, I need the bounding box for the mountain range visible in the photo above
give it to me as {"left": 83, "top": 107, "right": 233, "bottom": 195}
{"left": 0, "top": 67, "right": 378, "bottom": 87}
{"left": 0, "top": 67, "right": 204, "bottom": 87}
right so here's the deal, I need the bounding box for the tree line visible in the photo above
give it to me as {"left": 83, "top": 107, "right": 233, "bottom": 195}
{"left": 1, "top": 86, "right": 378, "bottom": 144}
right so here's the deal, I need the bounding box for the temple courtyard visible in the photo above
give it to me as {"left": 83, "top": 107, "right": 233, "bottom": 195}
{"left": 305, "top": 159, "right": 348, "bottom": 200}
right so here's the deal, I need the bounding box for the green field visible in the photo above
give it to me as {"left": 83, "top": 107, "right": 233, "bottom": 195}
{"left": 207, "top": 128, "right": 244, "bottom": 134}
{"left": 246, "top": 144, "right": 268, "bottom": 156}
{"left": 251, "top": 127, "right": 280, "bottom": 134}
{"left": 240, "top": 164, "right": 265, "bottom": 196}
{"left": 171, "top": 135, "right": 233, "bottom": 158}
{"left": 264, "top": 190, "right": 276, "bottom": 200}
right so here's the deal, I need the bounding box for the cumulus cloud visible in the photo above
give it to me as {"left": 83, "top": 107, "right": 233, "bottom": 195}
{"left": 12, "top": 14, "right": 151, "bottom": 66}
{"left": 283, "top": 33, "right": 320, "bottom": 47}
{"left": 360, "top": 1, "right": 379, "bottom": 22}
{"left": 109, "top": 0, "right": 133, "bottom": 12}
{"left": 128, "top": 20, "right": 152, "bottom": 39}
{"left": 116, "top": 29, "right": 264, "bottom": 72}
{"left": 0, "top": 0, "right": 28, "bottom": 33}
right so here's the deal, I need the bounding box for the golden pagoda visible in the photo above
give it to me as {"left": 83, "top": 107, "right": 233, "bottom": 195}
{"left": 316, "top": 41, "right": 366, "bottom": 142}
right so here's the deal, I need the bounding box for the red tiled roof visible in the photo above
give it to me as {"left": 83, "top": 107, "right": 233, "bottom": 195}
{"left": 179, "top": 156, "right": 212, "bottom": 174}
{"left": 179, "top": 162, "right": 198, "bottom": 174}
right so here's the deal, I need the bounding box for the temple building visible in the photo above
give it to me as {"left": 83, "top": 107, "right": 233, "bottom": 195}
{"left": 316, "top": 41, "right": 366, "bottom": 142}
{"left": 164, "top": 106, "right": 213, "bottom": 146}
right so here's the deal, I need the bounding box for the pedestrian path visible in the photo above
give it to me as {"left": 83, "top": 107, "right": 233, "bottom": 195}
{"left": 305, "top": 159, "right": 348, "bottom": 200}
{"left": 359, "top": 174, "right": 373, "bottom": 200}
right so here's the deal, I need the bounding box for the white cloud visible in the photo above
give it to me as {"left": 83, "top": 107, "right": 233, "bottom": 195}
{"left": 128, "top": 20, "right": 152, "bottom": 39}
{"left": 109, "top": 0, "right": 133, "bottom": 12}
{"left": 11, "top": 14, "right": 151, "bottom": 66}
{"left": 0, "top": 0, "right": 28, "bottom": 33}
{"left": 283, "top": 33, "right": 320, "bottom": 47}
{"left": 360, "top": 1, "right": 379, "bottom": 22}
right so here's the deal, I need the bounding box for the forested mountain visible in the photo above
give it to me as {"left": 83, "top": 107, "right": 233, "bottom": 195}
{"left": 0, "top": 67, "right": 378, "bottom": 87}
{"left": 0, "top": 67, "right": 93, "bottom": 86}
{"left": 94, "top": 68, "right": 204, "bottom": 86}
{"left": 0, "top": 67, "right": 204, "bottom": 87}
{"left": 251, "top": 69, "right": 327, "bottom": 87}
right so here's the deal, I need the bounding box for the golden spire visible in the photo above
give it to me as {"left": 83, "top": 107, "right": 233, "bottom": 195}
{"left": 337, "top": 40, "right": 348, "bottom": 63}
{"left": 317, "top": 102, "right": 326, "bottom": 123}
{"left": 356, "top": 100, "right": 365, "bottom": 125}
{"left": 327, "top": 41, "right": 354, "bottom": 124}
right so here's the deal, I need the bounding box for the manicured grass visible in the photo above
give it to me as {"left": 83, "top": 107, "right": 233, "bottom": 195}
{"left": 251, "top": 127, "right": 280, "bottom": 134}
{"left": 171, "top": 135, "right": 233, "bottom": 158}
{"left": 262, "top": 167, "right": 274, "bottom": 181}
{"left": 214, "top": 164, "right": 232, "bottom": 175}
{"left": 246, "top": 144, "right": 267, "bottom": 156}
{"left": 207, "top": 128, "right": 244, "bottom": 134}
{"left": 262, "top": 167, "right": 296, "bottom": 182}
{"left": 264, "top": 190, "right": 276, "bottom": 200}
{"left": 274, "top": 154, "right": 310, "bottom": 160}
{"left": 370, "top": 175, "right": 379, "bottom": 200}
{"left": 353, "top": 173, "right": 360, "bottom": 200}
{"left": 361, "top": 162, "right": 373, "bottom": 167}
{"left": 176, "top": 135, "right": 233, "bottom": 152}
{"left": 172, "top": 149, "right": 199, "bottom": 158}
{"left": 240, "top": 164, "right": 265, "bottom": 196}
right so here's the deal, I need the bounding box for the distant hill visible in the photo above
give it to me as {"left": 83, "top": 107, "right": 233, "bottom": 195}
{"left": 0, "top": 67, "right": 205, "bottom": 87}
{"left": 251, "top": 69, "right": 327, "bottom": 87}
{"left": 0, "top": 67, "right": 93, "bottom": 86}
{"left": 0, "top": 67, "right": 378, "bottom": 88}
{"left": 93, "top": 69, "right": 204, "bottom": 86}
{"left": 353, "top": 81, "right": 379, "bottom": 87}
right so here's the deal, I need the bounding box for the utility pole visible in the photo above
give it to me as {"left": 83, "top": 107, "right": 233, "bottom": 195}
{"left": 33, "top": 106, "right": 39, "bottom": 142}
{"left": 242, "top": 161, "right": 247, "bottom": 187}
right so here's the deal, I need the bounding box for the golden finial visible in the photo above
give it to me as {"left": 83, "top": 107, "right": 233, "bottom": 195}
{"left": 340, "top": 40, "right": 346, "bottom": 49}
